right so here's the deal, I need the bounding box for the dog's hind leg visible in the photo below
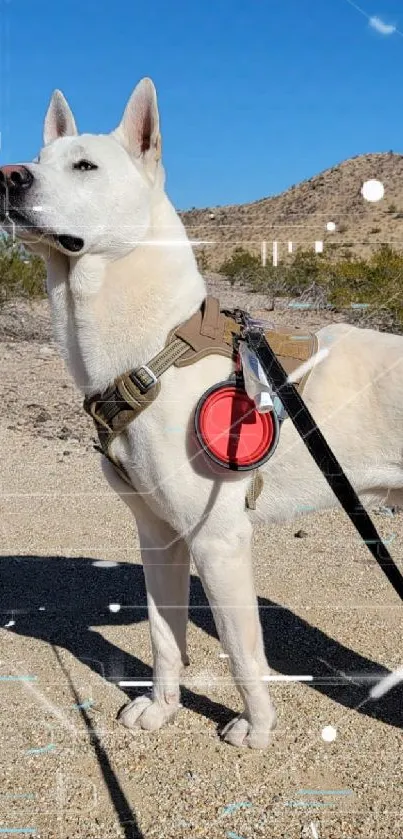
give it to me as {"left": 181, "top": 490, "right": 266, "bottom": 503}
{"left": 116, "top": 505, "right": 191, "bottom": 733}
{"left": 189, "top": 514, "right": 276, "bottom": 750}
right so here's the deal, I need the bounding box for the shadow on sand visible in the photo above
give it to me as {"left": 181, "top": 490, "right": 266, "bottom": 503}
{"left": 1, "top": 554, "right": 402, "bottom": 836}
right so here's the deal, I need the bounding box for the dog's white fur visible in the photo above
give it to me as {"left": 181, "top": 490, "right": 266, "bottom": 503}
{"left": 5, "top": 78, "right": 403, "bottom": 748}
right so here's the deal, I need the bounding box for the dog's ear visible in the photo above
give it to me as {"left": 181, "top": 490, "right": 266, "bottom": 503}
{"left": 114, "top": 78, "right": 162, "bottom": 177}
{"left": 43, "top": 90, "right": 78, "bottom": 145}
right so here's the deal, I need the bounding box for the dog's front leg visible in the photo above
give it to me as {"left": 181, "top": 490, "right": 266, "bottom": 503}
{"left": 118, "top": 507, "right": 190, "bottom": 734}
{"left": 189, "top": 516, "right": 277, "bottom": 750}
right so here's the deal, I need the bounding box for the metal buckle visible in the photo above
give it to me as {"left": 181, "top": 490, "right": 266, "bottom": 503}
{"left": 130, "top": 365, "right": 159, "bottom": 393}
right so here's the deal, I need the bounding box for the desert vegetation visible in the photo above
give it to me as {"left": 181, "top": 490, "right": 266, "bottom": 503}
{"left": 2, "top": 232, "right": 403, "bottom": 334}
{"left": 218, "top": 244, "right": 403, "bottom": 332}
{"left": 0, "top": 234, "right": 46, "bottom": 305}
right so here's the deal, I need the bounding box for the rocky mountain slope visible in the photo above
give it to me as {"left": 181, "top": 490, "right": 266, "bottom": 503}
{"left": 179, "top": 152, "right": 403, "bottom": 270}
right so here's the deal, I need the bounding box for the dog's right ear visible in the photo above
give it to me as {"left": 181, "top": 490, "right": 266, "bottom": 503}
{"left": 113, "top": 78, "right": 162, "bottom": 178}
{"left": 43, "top": 90, "right": 78, "bottom": 145}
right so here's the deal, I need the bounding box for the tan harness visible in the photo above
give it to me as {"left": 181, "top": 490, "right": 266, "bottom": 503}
{"left": 83, "top": 296, "right": 318, "bottom": 509}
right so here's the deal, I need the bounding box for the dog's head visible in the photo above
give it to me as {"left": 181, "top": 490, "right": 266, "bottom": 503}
{"left": 0, "top": 78, "right": 163, "bottom": 258}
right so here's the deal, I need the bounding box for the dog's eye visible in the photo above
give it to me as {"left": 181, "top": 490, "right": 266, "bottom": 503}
{"left": 73, "top": 160, "right": 98, "bottom": 171}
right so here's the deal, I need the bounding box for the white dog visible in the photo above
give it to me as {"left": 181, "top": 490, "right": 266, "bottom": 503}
{"left": 1, "top": 78, "right": 403, "bottom": 749}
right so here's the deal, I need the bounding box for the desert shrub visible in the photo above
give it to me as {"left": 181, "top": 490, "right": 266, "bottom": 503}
{"left": 219, "top": 247, "right": 327, "bottom": 296}
{"left": 219, "top": 247, "right": 261, "bottom": 286}
{"left": 282, "top": 249, "right": 325, "bottom": 294}
{"left": 320, "top": 254, "right": 369, "bottom": 306}
{"left": 219, "top": 247, "right": 289, "bottom": 300}
{"left": 219, "top": 243, "right": 403, "bottom": 329}
{"left": 320, "top": 245, "right": 403, "bottom": 328}
{"left": 0, "top": 235, "right": 46, "bottom": 305}
{"left": 196, "top": 248, "right": 210, "bottom": 272}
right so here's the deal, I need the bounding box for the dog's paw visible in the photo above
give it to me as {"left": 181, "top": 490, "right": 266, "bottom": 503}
{"left": 118, "top": 695, "right": 182, "bottom": 733}
{"left": 219, "top": 710, "right": 277, "bottom": 749}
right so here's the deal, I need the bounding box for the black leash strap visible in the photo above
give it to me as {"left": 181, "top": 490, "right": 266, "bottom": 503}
{"left": 242, "top": 327, "right": 403, "bottom": 603}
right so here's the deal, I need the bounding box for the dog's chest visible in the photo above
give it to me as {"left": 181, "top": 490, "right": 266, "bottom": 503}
{"left": 110, "top": 354, "right": 238, "bottom": 508}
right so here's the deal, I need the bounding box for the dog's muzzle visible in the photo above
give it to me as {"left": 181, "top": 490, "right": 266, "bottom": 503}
{"left": 0, "top": 165, "right": 84, "bottom": 253}
{"left": 0, "top": 164, "right": 33, "bottom": 221}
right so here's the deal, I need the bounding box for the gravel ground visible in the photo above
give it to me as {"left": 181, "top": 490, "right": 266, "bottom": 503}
{"left": 0, "top": 284, "right": 402, "bottom": 839}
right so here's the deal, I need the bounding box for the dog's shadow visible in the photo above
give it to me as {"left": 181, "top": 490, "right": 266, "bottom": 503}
{"left": 1, "top": 554, "right": 402, "bottom": 730}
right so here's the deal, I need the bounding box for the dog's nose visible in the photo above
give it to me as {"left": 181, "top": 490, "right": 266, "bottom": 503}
{"left": 0, "top": 164, "right": 33, "bottom": 194}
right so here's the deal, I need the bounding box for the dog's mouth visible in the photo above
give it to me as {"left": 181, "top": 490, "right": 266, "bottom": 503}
{"left": 0, "top": 207, "right": 50, "bottom": 244}
{"left": 1, "top": 207, "right": 84, "bottom": 254}
{"left": 2, "top": 206, "right": 35, "bottom": 228}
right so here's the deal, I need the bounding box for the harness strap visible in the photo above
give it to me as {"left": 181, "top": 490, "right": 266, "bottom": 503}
{"left": 140, "top": 337, "right": 191, "bottom": 379}
{"left": 84, "top": 297, "right": 317, "bottom": 511}
{"left": 84, "top": 335, "right": 191, "bottom": 485}
{"left": 200, "top": 295, "right": 221, "bottom": 338}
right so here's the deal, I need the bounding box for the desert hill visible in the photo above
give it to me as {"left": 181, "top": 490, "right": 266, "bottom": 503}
{"left": 179, "top": 152, "right": 403, "bottom": 270}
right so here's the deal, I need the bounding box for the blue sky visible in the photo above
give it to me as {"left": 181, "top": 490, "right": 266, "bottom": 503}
{"left": 0, "top": 0, "right": 402, "bottom": 210}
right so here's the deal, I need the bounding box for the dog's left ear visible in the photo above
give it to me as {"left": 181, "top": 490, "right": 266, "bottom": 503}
{"left": 43, "top": 90, "right": 78, "bottom": 145}
{"left": 114, "top": 78, "right": 162, "bottom": 178}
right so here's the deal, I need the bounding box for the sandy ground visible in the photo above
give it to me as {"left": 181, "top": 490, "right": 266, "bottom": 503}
{"left": 0, "top": 283, "right": 402, "bottom": 839}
